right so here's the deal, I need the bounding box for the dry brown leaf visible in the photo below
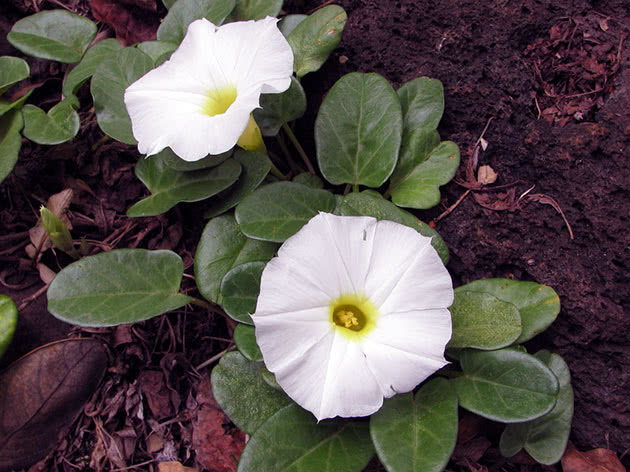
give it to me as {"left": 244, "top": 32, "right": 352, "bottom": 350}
{"left": 561, "top": 441, "right": 625, "bottom": 472}
{"left": 477, "top": 165, "right": 497, "bottom": 185}
{"left": 26, "top": 189, "right": 74, "bottom": 260}
{"left": 138, "top": 370, "right": 174, "bottom": 420}
{"left": 158, "top": 461, "right": 199, "bottom": 472}
{"left": 36, "top": 263, "right": 56, "bottom": 285}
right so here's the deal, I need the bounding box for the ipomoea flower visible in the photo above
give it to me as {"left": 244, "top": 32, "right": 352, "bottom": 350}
{"left": 124, "top": 17, "right": 293, "bottom": 161}
{"left": 252, "top": 213, "right": 454, "bottom": 421}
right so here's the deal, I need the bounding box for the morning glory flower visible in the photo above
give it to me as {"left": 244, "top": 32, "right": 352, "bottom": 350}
{"left": 252, "top": 213, "right": 454, "bottom": 421}
{"left": 124, "top": 17, "right": 293, "bottom": 161}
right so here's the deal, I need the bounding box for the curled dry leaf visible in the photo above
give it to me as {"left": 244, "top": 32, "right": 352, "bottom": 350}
{"left": 561, "top": 442, "right": 625, "bottom": 472}
{"left": 0, "top": 339, "right": 108, "bottom": 471}
{"left": 158, "top": 461, "right": 199, "bottom": 472}
{"left": 477, "top": 165, "right": 497, "bottom": 185}
{"left": 26, "top": 188, "right": 73, "bottom": 260}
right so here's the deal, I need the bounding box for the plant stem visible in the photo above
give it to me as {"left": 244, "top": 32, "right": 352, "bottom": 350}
{"left": 282, "top": 123, "right": 316, "bottom": 175}
{"left": 269, "top": 161, "right": 288, "bottom": 180}
{"left": 194, "top": 345, "right": 235, "bottom": 371}
{"left": 352, "top": 183, "right": 359, "bottom": 193}
{"left": 189, "top": 297, "right": 213, "bottom": 310}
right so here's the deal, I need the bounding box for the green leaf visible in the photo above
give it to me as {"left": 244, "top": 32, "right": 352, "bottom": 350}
{"left": 278, "top": 14, "right": 307, "bottom": 37}
{"left": 0, "top": 56, "right": 30, "bottom": 95}
{"left": 229, "top": 0, "right": 282, "bottom": 21}
{"left": 333, "top": 190, "right": 449, "bottom": 264}
{"left": 254, "top": 78, "right": 306, "bottom": 136}
{"left": 47, "top": 249, "right": 192, "bottom": 327}
{"left": 456, "top": 279, "right": 560, "bottom": 344}
{"left": 233, "top": 323, "right": 262, "bottom": 361}
{"left": 62, "top": 39, "right": 122, "bottom": 100}
{"left": 370, "top": 378, "right": 458, "bottom": 472}
{"left": 7, "top": 10, "right": 96, "bottom": 63}
{"left": 448, "top": 290, "right": 522, "bottom": 350}
{"left": 127, "top": 157, "right": 241, "bottom": 217}
{"left": 21, "top": 99, "right": 79, "bottom": 145}
{"left": 235, "top": 181, "right": 336, "bottom": 242}
{"left": 292, "top": 172, "right": 323, "bottom": 189}
{"left": 238, "top": 404, "right": 375, "bottom": 472}
{"left": 195, "top": 214, "right": 277, "bottom": 303}
{"left": 163, "top": 0, "right": 177, "bottom": 7}
{"left": 452, "top": 348, "right": 559, "bottom": 423}
{"left": 315, "top": 73, "right": 402, "bottom": 188}
{"left": 389, "top": 128, "right": 440, "bottom": 190}
{"left": 287, "top": 5, "right": 347, "bottom": 78}
{"left": 397, "top": 77, "right": 444, "bottom": 131}
{"left": 91, "top": 47, "right": 154, "bottom": 144}
{"left": 204, "top": 149, "right": 271, "bottom": 218}
{"left": 0, "top": 110, "right": 23, "bottom": 185}
{"left": 390, "top": 141, "right": 460, "bottom": 209}
{"left": 212, "top": 352, "right": 290, "bottom": 434}
{"left": 135, "top": 40, "right": 177, "bottom": 64}
{"left": 220, "top": 261, "right": 265, "bottom": 324}
{"left": 158, "top": 147, "right": 232, "bottom": 171}
{"left": 500, "top": 351, "right": 573, "bottom": 465}
{"left": 157, "top": 0, "right": 236, "bottom": 44}
{"left": 0, "top": 295, "right": 18, "bottom": 358}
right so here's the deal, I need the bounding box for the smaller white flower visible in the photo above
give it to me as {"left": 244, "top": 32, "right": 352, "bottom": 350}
{"left": 252, "top": 213, "right": 454, "bottom": 421}
{"left": 124, "top": 17, "right": 293, "bottom": 162}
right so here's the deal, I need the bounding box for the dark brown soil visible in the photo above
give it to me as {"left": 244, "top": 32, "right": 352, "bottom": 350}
{"left": 1, "top": 0, "right": 629, "bottom": 470}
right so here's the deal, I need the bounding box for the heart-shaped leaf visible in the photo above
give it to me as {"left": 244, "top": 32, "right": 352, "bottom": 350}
{"left": 293, "top": 172, "right": 324, "bottom": 189}
{"left": 448, "top": 290, "right": 522, "bottom": 350}
{"left": 315, "top": 73, "right": 402, "bottom": 188}
{"left": 397, "top": 77, "right": 444, "bottom": 132}
{"left": 62, "top": 38, "right": 122, "bottom": 100}
{"left": 238, "top": 403, "right": 375, "bottom": 472}
{"left": 22, "top": 99, "right": 80, "bottom": 145}
{"left": 254, "top": 78, "right": 306, "bottom": 136}
{"left": 278, "top": 14, "right": 307, "bottom": 37}
{"left": 211, "top": 351, "right": 290, "bottom": 434}
{"left": 91, "top": 47, "right": 154, "bottom": 144}
{"left": 0, "top": 109, "right": 23, "bottom": 185}
{"left": 456, "top": 278, "right": 560, "bottom": 343}
{"left": 0, "top": 56, "right": 30, "bottom": 95}
{"left": 287, "top": 5, "right": 347, "bottom": 79}
{"left": 135, "top": 40, "right": 178, "bottom": 64}
{"left": 334, "top": 190, "right": 449, "bottom": 263}
{"left": 233, "top": 324, "right": 262, "bottom": 361}
{"left": 229, "top": 0, "right": 282, "bottom": 21}
{"left": 390, "top": 140, "right": 460, "bottom": 209}
{"left": 220, "top": 261, "right": 265, "bottom": 324}
{"left": 370, "top": 378, "right": 458, "bottom": 472}
{"left": 500, "top": 351, "right": 573, "bottom": 465}
{"left": 7, "top": 10, "right": 97, "bottom": 63}
{"left": 47, "top": 249, "right": 192, "bottom": 327}
{"left": 389, "top": 128, "right": 440, "bottom": 190}
{"left": 159, "top": 147, "right": 232, "bottom": 171}
{"left": 0, "top": 339, "right": 107, "bottom": 470}
{"left": 157, "top": 0, "right": 236, "bottom": 44}
{"left": 452, "top": 348, "right": 559, "bottom": 423}
{"left": 195, "top": 214, "right": 277, "bottom": 303}
{"left": 204, "top": 149, "right": 271, "bottom": 218}
{"left": 127, "top": 157, "right": 241, "bottom": 217}
{"left": 0, "top": 295, "right": 17, "bottom": 358}
{"left": 235, "top": 181, "right": 336, "bottom": 242}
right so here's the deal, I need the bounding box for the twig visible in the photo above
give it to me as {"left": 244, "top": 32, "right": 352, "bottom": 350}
{"left": 18, "top": 284, "right": 49, "bottom": 311}
{"left": 194, "top": 345, "right": 235, "bottom": 371}
{"left": 282, "top": 123, "right": 316, "bottom": 175}
{"left": 431, "top": 189, "right": 471, "bottom": 225}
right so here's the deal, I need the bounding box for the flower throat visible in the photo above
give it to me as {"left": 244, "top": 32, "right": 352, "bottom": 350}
{"left": 201, "top": 85, "right": 237, "bottom": 116}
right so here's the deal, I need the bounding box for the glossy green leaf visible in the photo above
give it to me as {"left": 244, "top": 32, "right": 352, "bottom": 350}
{"left": 0, "top": 295, "right": 17, "bottom": 358}
{"left": 21, "top": 99, "right": 79, "bottom": 145}
{"left": 195, "top": 214, "right": 277, "bottom": 303}
{"left": 390, "top": 141, "right": 460, "bottom": 209}
{"left": 157, "top": 0, "right": 236, "bottom": 44}
{"left": 500, "top": 351, "right": 573, "bottom": 465}
{"left": 292, "top": 172, "right": 323, "bottom": 189}
{"left": 7, "top": 10, "right": 96, "bottom": 63}
{"left": 254, "top": 78, "right": 306, "bottom": 136}
{"left": 0, "top": 56, "right": 29, "bottom": 95}
{"left": 220, "top": 261, "right": 265, "bottom": 324}
{"left": 389, "top": 128, "right": 440, "bottom": 190}
{"left": 47, "top": 249, "right": 192, "bottom": 327}
{"left": 448, "top": 290, "right": 522, "bottom": 350}
{"left": 212, "top": 352, "right": 290, "bottom": 434}
{"left": 287, "top": 5, "right": 347, "bottom": 78}
{"left": 127, "top": 157, "right": 240, "bottom": 217}
{"left": 0, "top": 110, "right": 23, "bottom": 185}
{"left": 397, "top": 77, "right": 444, "bottom": 131}
{"left": 0, "top": 88, "right": 33, "bottom": 117}
{"left": 457, "top": 278, "right": 560, "bottom": 343}
{"left": 204, "top": 150, "right": 271, "bottom": 218}
{"left": 278, "top": 14, "right": 307, "bottom": 37}
{"left": 159, "top": 147, "right": 231, "bottom": 171}
{"left": 229, "top": 0, "right": 282, "bottom": 21}
{"left": 452, "top": 348, "right": 559, "bottom": 423}
{"left": 315, "top": 73, "right": 402, "bottom": 187}
{"left": 135, "top": 40, "right": 177, "bottom": 64}
{"left": 238, "top": 403, "right": 375, "bottom": 472}
{"left": 334, "top": 190, "right": 449, "bottom": 264}
{"left": 91, "top": 47, "right": 153, "bottom": 144}
{"left": 163, "top": 0, "right": 177, "bottom": 7}
{"left": 233, "top": 323, "right": 262, "bottom": 361}
{"left": 235, "top": 181, "right": 336, "bottom": 242}
{"left": 370, "top": 378, "right": 458, "bottom": 472}
{"left": 260, "top": 366, "right": 282, "bottom": 390}
{"left": 62, "top": 39, "right": 122, "bottom": 100}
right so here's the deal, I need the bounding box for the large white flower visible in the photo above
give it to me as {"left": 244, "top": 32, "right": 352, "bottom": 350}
{"left": 124, "top": 17, "right": 293, "bottom": 162}
{"left": 252, "top": 213, "right": 454, "bottom": 421}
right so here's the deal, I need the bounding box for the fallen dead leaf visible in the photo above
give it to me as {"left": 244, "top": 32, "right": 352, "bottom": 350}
{"left": 158, "top": 461, "right": 199, "bottom": 472}
{"left": 26, "top": 189, "right": 74, "bottom": 260}
{"left": 36, "top": 263, "right": 56, "bottom": 285}
{"left": 138, "top": 370, "right": 174, "bottom": 420}
{"left": 477, "top": 165, "right": 497, "bottom": 185}
{"left": 561, "top": 441, "right": 625, "bottom": 472}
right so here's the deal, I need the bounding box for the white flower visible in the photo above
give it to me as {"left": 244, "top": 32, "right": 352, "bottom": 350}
{"left": 124, "top": 17, "right": 293, "bottom": 162}
{"left": 252, "top": 213, "right": 454, "bottom": 421}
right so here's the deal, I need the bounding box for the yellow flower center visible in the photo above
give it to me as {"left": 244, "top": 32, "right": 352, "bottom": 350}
{"left": 329, "top": 293, "right": 379, "bottom": 341}
{"left": 201, "top": 84, "right": 237, "bottom": 116}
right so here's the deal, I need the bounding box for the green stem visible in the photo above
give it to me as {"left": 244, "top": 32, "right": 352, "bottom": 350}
{"left": 282, "top": 123, "right": 316, "bottom": 175}
{"left": 269, "top": 161, "right": 288, "bottom": 180}
{"left": 343, "top": 184, "right": 352, "bottom": 195}
{"left": 189, "top": 297, "right": 213, "bottom": 310}
{"left": 352, "top": 183, "right": 359, "bottom": 193}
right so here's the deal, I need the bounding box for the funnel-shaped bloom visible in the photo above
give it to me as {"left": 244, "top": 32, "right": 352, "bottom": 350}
{"left": 252, "top": 213, "right": 454, "bottom": 421}
{"left": 124, "top": 17, "right": 293, "bottom": 161}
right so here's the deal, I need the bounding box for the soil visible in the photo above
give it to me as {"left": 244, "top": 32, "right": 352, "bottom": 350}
{"left": 1, "top": 0, "right": 629, "bottom": 470}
